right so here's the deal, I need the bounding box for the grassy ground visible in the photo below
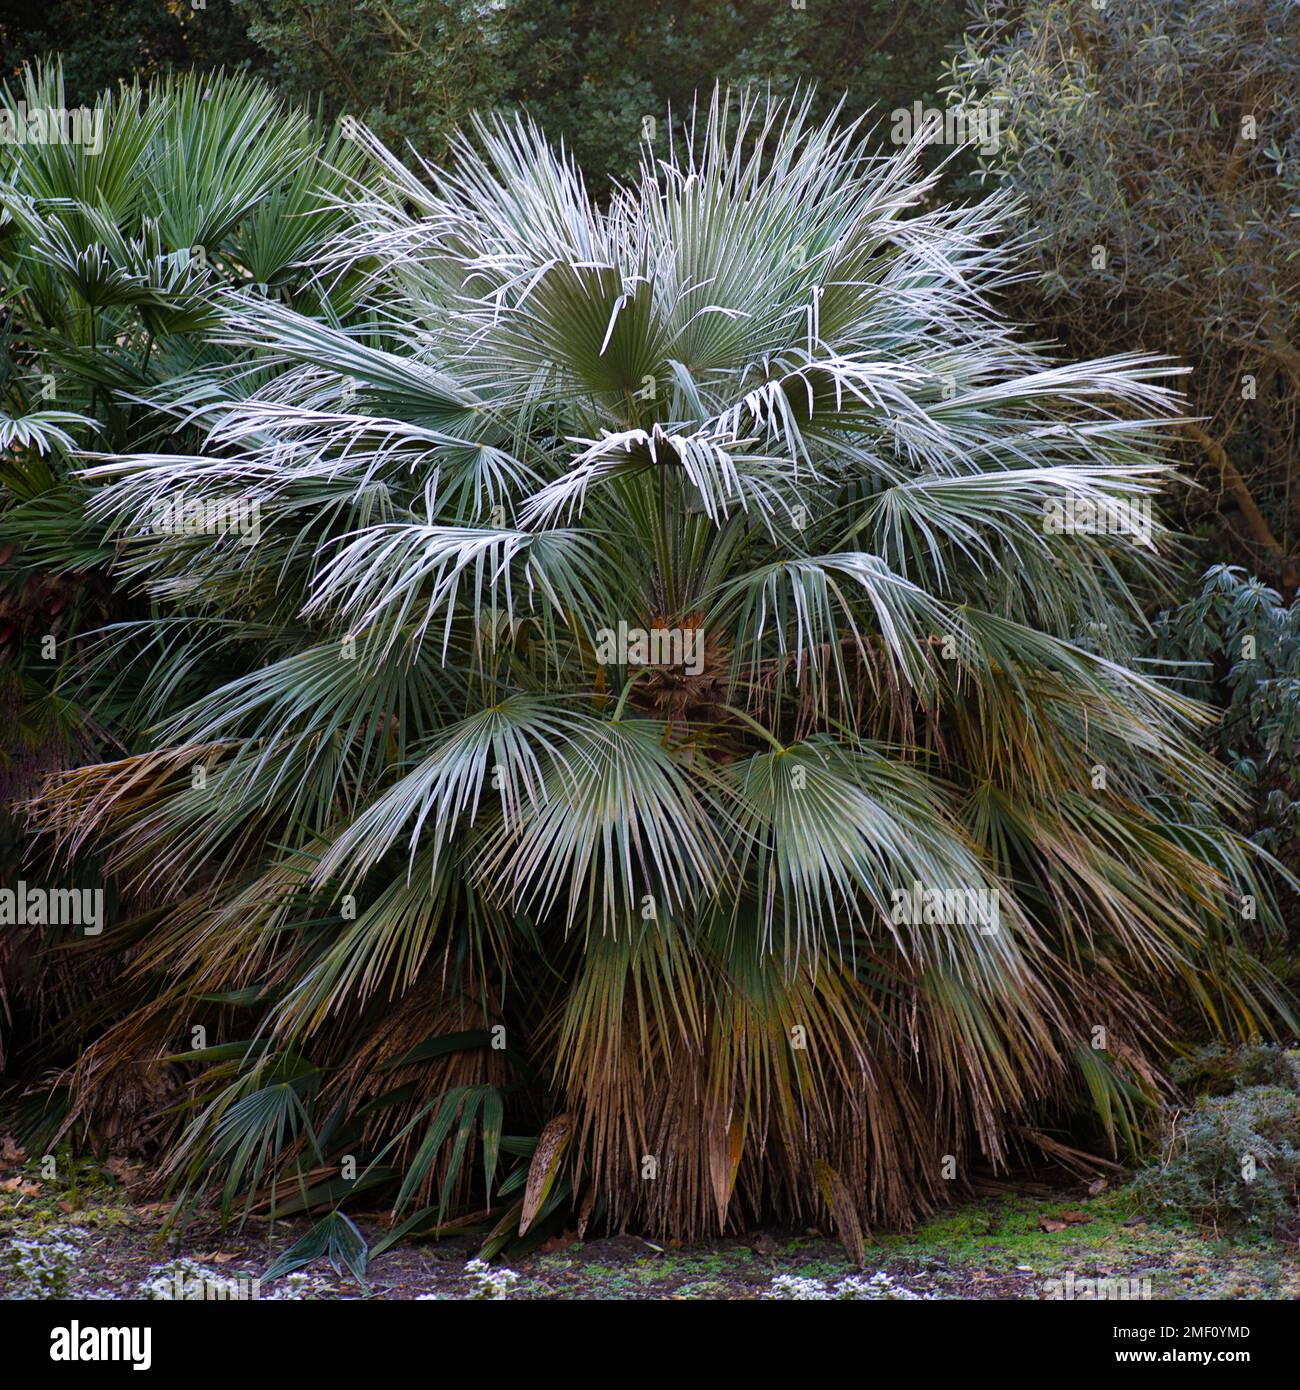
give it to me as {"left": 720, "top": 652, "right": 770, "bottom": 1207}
{"left": 2, "top": 1160, "right": 1297, "bottom": 1299}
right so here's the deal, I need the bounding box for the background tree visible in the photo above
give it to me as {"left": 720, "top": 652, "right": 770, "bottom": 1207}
{"left": 0, "top": 0, "right": 260, "bottom": 99}
{"left": 949, "top": 0, "right": 1300, "bottom": 588}
{"left": 231, "top": 0, "right": 967, "bottom": 181}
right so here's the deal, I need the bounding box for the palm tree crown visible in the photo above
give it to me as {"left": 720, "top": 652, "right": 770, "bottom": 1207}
{"left": 31, "top": 90, "right": 1286, "bottom": 1251}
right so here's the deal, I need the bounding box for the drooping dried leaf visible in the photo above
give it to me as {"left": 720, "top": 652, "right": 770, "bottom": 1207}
{"left": 814, "top": 1159, "right": 866, "bottom": 1267}
{"left": 707, "top": 1105, "right": 746, "bottom": 1228}
{"left": 519, "top": 1112, "right": 574, "bottom": 1235}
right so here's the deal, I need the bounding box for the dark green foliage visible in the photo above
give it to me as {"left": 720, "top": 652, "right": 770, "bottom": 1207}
{"left": 1156, "top": 566, "right": 1300, "bottom": 902}
{"left": 5, "top": 2, "right": 969, "bottom": 186}
{"left": 0, "top": 0, "right": 261, "bottom": 99}
{"left": 236, "top": 0, "right": 967, "bottom": 182}
{"left": 1168, "top": 1041, "right": 1300, "bottom": 1098}
{"left": 1135, "top": 1044, "right": 1300, "bottom": 1234}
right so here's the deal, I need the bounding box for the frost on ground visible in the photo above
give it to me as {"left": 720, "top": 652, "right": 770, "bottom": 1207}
{"left": 137, "top": 1258, "right": 336, "bottom": 1301}
{"left": 765, "top": 1272, "right": 930, "bottom": 1300}
{"left": 0, "top": 1227, "right": 928, "bottom": 1302}
{"left": 3, "top": 1186, "right": 1298, "bottom": 1300}
{"left": 0, "top": 1226, "right": 85, "bottom": 1299}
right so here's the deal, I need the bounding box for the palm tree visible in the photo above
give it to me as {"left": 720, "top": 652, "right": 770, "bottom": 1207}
{"left": 0, "top": 60, "right": 362, "bottom": 1109}
{"left": 28, "top": 90, "right": 1290, "bottom": 1260}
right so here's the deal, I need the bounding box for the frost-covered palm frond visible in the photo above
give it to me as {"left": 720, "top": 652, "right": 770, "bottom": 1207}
{"left": 0, "top": 409, "right": 93, "bottom": 459}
